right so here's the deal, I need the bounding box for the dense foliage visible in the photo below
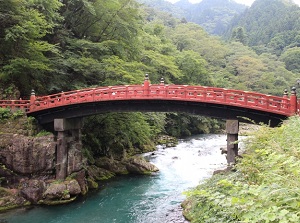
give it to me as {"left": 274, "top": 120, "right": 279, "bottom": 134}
{"left": 183, "top": 116, "right": 300, "bottom": 222}
{"left": 228, "top": 0, "right": 300, "bottom": 45}
{"left": 139, "top": 0, "right": 246, "bottom": 35}
{"left": 82, "top": 112, "right": 155, "bottom": 160}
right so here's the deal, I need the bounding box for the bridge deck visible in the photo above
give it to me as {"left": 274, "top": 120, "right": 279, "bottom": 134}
{"left": 0, "top": 83, "right": 298, "bottom": 125}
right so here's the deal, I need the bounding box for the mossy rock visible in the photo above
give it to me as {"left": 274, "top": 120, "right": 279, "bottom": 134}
{"left": 87, "top": 165, "right": 115, "bottom": 181}
{"left": 0, "top": 187, "right": 30, "bottom": 212}
{"left": 39, "top": 196, "right": 77, "bottom": 205}
{"left": 123, "top": 156, "right": 159, "bottom": 175}
{"left": 0, "top": 201, "right": 31, "bottom": 212}
{"left": 95, "top": 157, "right": 129, "bottom": 175}
{"left": 87, "top": 177, "right": 98, "bottom": 189}
{"left": 0, "top": 187, "right": 12, "bottom": 197}
{"left": 181, "top": 199, "right": 193, "bottom": 221}
{"left": 155, "top": 135, "right": 178, "bottom": 147}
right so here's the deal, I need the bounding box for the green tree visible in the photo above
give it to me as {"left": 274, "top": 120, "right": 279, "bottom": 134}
{"left": 231, "top": 26, "right": 247, "bottom": 45}
{"left": 280, "top": 47, "right": 300, "bottom": 73}
{"left": 0, "top": 0, "right": 62, "bottom": 96}
{"left": 175, "top": 50, "right": 211, "bottom": 85}
{"left": 83, "top": 113, "right": 154, "bottom": 159}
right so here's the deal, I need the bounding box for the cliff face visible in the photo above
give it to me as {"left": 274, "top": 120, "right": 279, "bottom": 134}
{"left": 0, "top": 114, "right": 88, "bottom": 210}
{"left": 0, "top": 113, "right": 159, "bottom": 211}
{"left": 0, "top": 115, "right": 55, "bottom": 185}
{"left": 0, "top": 134, "right": 56, "bottom": 178}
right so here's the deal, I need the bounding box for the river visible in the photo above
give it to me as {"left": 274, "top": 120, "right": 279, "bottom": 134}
{"left": 0, "top": 134, "right": 229, "bottom": 223}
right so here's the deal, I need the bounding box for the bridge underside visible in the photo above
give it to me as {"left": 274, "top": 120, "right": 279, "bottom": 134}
{"left": 28, "top": 99, "right": 287, "bottom": 129}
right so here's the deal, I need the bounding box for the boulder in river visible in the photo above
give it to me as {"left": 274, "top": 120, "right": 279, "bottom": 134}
{"left": 124, "top": 156, "right": 159, "bottom": 175}
{"left": 87, "top": 165, "right": 115, "bottom": 181}
{"left": 41, "top": 179, "right": 82, "bottom": 205}
{"left": 95, "top": 157, "right": 129, "bottom": 175}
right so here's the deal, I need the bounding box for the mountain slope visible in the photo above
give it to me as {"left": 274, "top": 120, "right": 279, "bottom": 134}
{"left": 186, "top": 0, "right": 246, "bottom": 35}
{"left": 138, "top": 0, "right": 246, "bottom": 35}
{"left": 227, "top": 0, "right": 300, "bottom": 46}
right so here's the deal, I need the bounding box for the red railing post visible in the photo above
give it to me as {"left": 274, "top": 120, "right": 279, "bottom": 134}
{"left": 160, "top": 77, "right": 165, "bottom": 97}
{"left": 143, "top": 74, "right": 150, "bottom": 96}
{"left": 29, "top": 89, "right": 36, "bottom": 112}
{"left": 290, "top": 87, "right": 298, "bottom": 115}
{"left": 282, "top": 89, "right": 288, "bottom": 110}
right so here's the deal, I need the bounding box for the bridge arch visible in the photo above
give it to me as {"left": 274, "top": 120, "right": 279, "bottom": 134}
{"left": 1, "top": 76, "right": 299, "bottom": 179}
{"left": 26, "top": 76, "right": 297, "bottom": 127}
{"left": 29, "top": 97, "right": 287, "bottom": 127}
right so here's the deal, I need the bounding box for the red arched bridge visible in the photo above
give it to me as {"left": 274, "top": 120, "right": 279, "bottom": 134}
{"left": 1, "top": 76, "right": 299, "bottom": 178}
{"left": 0, "top": 77, "right": 298, "bottom": 126}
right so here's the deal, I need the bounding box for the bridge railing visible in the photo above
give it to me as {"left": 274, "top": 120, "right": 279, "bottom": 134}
{"left": 0, "top": 100, "right": 30, "bottom": 111}
{"left": 27, "top": 84, "right": 293, "bottom": 116}
{"left": 148, "top": 85, "right": 291, "bottom": 113}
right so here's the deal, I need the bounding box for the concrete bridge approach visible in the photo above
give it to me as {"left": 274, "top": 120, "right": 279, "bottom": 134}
{"left": 1, "top": 75, "right": 299, "bottom": 179}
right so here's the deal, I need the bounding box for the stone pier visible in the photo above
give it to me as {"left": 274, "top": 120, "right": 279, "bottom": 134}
{"left": 54, "top": 118, "right": 84, "bottom": 179}
{"left": 226, "top": 119, "right": 239, "bottom": 164}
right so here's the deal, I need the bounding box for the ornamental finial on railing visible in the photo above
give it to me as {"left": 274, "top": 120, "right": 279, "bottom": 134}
{"left": 143, "top": 74, "right": 150, "bottom": 96}
{"left": 291, "top": 86, "right": 297, "bottom": 95}
{"left": 30, "top": 89, "right": 36, "bottom": 112}
{"left": 283, "top": 89, "right": 288, "bottom": 98}
{"left": 290, "top": 87, "right": 298, "bottom": 114}
{"left": 160, "top": 77, "right": 164, "bottom": 85}
{"left": 144, "top": 73, "right": 149, "bottom": 81}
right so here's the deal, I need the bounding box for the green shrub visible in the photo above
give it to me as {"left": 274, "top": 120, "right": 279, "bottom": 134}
{"left": 35, "top": 130, "right": 51, "bottom": 137}
{"left": 184, "top": 116, "right": 300, "bottom": 223}
{"left": 0, "top": 108, "right": 25, "bottom": 120}
{"left": 11, "top": 109, "right": 25, "bottom": 119}
{"left": 0, "top": 108, "right": 11, "bottom": 120}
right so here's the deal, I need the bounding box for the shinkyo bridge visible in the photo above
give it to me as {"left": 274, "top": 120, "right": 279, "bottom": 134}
{"left": 1, "top": 75, "right": 299, "bottom": 179}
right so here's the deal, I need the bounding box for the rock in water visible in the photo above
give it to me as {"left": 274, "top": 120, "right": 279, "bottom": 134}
{"left": 124, "top": 156, "right": 159, "bottom": 174}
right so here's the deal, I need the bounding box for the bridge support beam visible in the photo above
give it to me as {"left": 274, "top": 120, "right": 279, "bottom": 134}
{"left": 226, "top": 119, "right": 239, "bottom": 164}
{"left": 54, "top": 118, "right": 83, "bottom": 179}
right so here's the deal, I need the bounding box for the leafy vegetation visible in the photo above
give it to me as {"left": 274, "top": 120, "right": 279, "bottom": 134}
{"left": 1, "top": 0, "right": 299, "bottom": 159}
{"left": 164, "top": 113, "right": 224, "bottom": 137}
{"left": 0, "top": 108, "right": 24, "bottom": 120}
{"left": 83, "top": 113, "right": 155, "bottom": 159}
{"left": 139, "top": 0, "right": 246, "bottom": 35}
{"left": 183, "top": 116, "right": 300, "bottom": 223}
{"left": 227, "top": 0, "right": 300, "bottom": 63}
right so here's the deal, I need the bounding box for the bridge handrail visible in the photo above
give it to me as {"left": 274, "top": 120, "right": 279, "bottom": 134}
{"left": 26, "top": 84, "right": 293, "bottom": 116}
{"left": 0, "top": 100, "right": 30, "bottom": 111}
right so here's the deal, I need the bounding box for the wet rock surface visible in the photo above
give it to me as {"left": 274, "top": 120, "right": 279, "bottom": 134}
{"left": 20, "top": 179, "right": 46, "bottom": 203}
{"left": 165, "top": 206, "right": 190, "bottom": 223}
{"left": 0, "top": 134, "right": 56, "bottom": 176}
{"left": 124, "top": 156, "right": 159, "bottom": 174}
{"left": 95, "top": 157, "right": 128, "bottom": 175}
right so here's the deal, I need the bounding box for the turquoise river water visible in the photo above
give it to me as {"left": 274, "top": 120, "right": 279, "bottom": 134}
{"left": 0, "top": 134, "right": 229, "bottom": 223}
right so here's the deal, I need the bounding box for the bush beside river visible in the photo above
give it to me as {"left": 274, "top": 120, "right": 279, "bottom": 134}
{"left": 182, "top": 116, "right": 300, "bottom": 223}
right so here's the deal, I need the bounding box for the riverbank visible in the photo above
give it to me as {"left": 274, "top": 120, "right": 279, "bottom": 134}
{"left": 182, "top": 116, "right": 300, "bottom": 223}
{"left": 0, "top": 134, "right": 228, "bottom": 223}
{"left": 0, "top": 112, "right": 164, "bottom": 212}
{"left": 0, "top": 141, "right": 160, "bottom": 211}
